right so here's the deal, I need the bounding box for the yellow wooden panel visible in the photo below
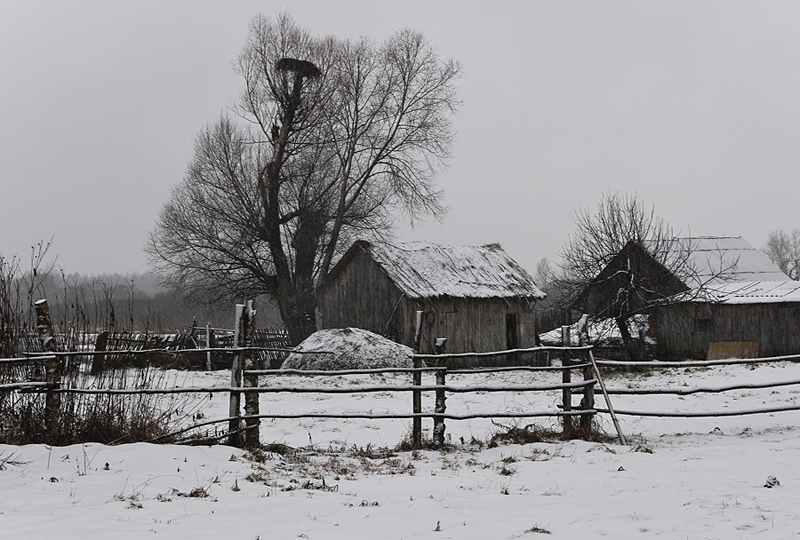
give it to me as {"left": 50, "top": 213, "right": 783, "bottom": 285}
{"left": 707, "top": 341, "right": 759, "bottom": 360}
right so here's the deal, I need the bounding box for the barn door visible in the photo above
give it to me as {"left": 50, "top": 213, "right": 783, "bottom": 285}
{"left": 506, "top": 313, "right": 519, "bottom": 350}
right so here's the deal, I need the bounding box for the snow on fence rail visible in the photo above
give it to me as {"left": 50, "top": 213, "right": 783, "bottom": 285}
{"left": 594, "top": 353, "right": 800, "bottom": 419}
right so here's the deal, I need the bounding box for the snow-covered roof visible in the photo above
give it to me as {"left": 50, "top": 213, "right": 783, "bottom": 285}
{"left": 688, "top": 279, "right": 800, "bottom": 304}
{"left": 661, "top": 237, "right": 799, "bottom": 305}
{"left": 358, "top": 241, "right": 546, "bottom": 300}
{"left": 673, "top": 236, "right": 788, "bottom": 285}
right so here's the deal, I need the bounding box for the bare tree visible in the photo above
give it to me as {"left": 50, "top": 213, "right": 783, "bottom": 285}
{"left": 147, "top": 14, "right": 460, "bottom": 344}
{"left": 762, "top": 230, "right": 800, "bottom": 280}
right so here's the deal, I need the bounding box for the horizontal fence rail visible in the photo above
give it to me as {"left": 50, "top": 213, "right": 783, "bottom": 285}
{"left": 412, "top": 345, "right": 593, "bottom": 361}
{"left": 594, "top": 352, "right": 800, "bottom": 421}
{"left": 594, "top": 352, "right": 800, "bottom": 369}
{"left": 30, "top": 379, "right": 596, "bottom": 396}
{"left": 605, "top": 378, "right": 800, "bottom": 395}
{"left": 23, "top": 346, "right": 303, "bottom": 357}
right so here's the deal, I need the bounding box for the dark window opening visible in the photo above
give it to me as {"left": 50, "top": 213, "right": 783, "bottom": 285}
{"left": 695, "top": 318, "right": 713, "bottom": 331}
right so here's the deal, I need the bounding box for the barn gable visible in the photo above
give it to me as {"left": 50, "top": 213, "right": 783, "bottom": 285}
{"left": 573, "top": 241, "right": 689, "bottom": 318}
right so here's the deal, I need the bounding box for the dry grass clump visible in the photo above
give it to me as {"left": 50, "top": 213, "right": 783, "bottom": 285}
{"left": 0, "top": 360, "right": 179, "bottom": 445}
{"left": 488, "top": 423, "right": 561, "bottom": 447}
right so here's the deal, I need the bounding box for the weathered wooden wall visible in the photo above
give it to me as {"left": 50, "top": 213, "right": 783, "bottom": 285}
{"left": 316, "top": 249, "right": 407, "bottom": 343}
{"left": 573, "top": 241, "right": 688, "bottom": 318}
{"left": 651, "top": 302, "right": 800, "bottom": 360}
{"left": 400, "top": 297, "right": 539, "bottom": 368}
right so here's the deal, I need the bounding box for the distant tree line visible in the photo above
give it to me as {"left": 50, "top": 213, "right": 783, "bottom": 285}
{"left": 1, "top": 244, "right": 281, "bottom": 358}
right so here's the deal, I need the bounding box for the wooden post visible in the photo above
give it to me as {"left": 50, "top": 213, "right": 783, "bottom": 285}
{"left": 91, "top": 330, "right": 109, "bottom": 375}
{"left": 588, "top": 349, "right": 627, "bottom": 445}
{"left": 432, "top": 338, "right": 447, "bottom": 448}
{"left": 561, "top": 325, "right": 573, "bottom": 438}
{"left": 638, "top": 328, "right": 646, "bottom": 360}
{"left": 35, "top": 299, "right": 60, "bottom": 444}
{"left": 228, "top": 304, "right": 245, "bottom": 447}
{"left": 579, "top": 320, "right": 594, "bottom": 436}
{"left": 242, "top": 301, "right": 260, "bottom": 448}
{"left": 412, "top": 310, "right": 423, "bottom": 449}
{"left": 205, "top": 323, "right": 212, "bottom": 371}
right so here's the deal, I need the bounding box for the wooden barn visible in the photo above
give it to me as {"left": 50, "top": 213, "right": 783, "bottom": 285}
{"left": 575, "top": 236, "right": 800, "bottom": 360}
{"left": 316, "top": 240, "right": 546, "bottom": 366}
{"left": 651, "top": 280, "right": 800, "bottom": 359}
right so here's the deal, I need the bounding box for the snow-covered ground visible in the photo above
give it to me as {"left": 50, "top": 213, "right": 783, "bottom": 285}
{"left": 3, "top": 361, "right": 800, "bottom": 539}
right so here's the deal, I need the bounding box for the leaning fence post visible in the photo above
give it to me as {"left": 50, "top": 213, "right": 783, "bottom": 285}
{"left": 432, "top": 338, "right": 447, "bottom": 448}
{"left": 228, "top": 304, "right": 245, "bottom": 447}
{"left": 588, "top": 349, "right": 627, "bottom": 445}
{"left": 412, "top": 310, "right": 423, "bottom": 449}
{"left": 561, "top": 325, "right": 573, "bottom": 438}
{"left": 242, "top": 301, "right": 260, "bottom": 448}
{"left": 35, "top": 299, "right": 60, "bottom": 444}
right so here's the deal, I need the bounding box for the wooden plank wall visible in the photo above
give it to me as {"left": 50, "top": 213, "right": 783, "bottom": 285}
{"left": 316, "top": 250, "right": 406, "bottom": 343}
{"left": 401, "top": 297, "right": 539, "bottom": 368}
{"left": 651, "top": 302, "right": 800, "bottom": 360}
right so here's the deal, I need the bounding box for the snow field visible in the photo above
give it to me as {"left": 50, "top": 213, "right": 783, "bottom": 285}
{"left": 2, "top": 361, "right": 800, "bottom": 538}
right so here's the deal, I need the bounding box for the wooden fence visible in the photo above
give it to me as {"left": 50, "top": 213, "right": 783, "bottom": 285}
{"left": 1, "top": 301, "right": 611, "bottom": 448}
{"left": 2, "top": 346, "right": 601, "bottom": 449}
{"left": 15, "top": 303, "right": 800, "bottom": 449}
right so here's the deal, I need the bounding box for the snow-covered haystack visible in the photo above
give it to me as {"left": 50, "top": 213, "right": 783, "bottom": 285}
{"left": 281, "top": 328, "right": 413, "bottom": 370}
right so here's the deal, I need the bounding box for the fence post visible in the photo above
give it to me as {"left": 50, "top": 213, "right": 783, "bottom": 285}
{"left": 561, "top": 325, "right": 573, "bottom": 438}
{"left": 242, "top": 301, "right": 260, "bottom": 448}
{"left": 34, "top": 299, "right": 60, "bottom": 444}
{"left": 578, "top": 317, "right": 594, "bottom": 436}
{"left": 432, "top": 338, "right": 447, "bottom": 448}
{"left": 412, "top": 310, "right": 423, "bottom": 449}
{"left": 205, "top": 323, "right": 212, "bottom": 371}
{"left": 228, "top": 304, "right": 245, "bottom": 447}
{"left": 91, "top": 330, "right": 109, "bottom": 375}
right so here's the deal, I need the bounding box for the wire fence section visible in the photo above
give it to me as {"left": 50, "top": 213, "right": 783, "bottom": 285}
{"left": 594, "top": 353, "right": 800, "bottom": 418}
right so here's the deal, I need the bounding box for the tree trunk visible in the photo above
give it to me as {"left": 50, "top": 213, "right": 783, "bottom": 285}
{"left": 615, "top": 317, "right": 638, "bottom": 360}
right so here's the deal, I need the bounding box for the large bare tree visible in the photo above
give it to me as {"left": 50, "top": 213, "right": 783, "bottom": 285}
{"left": 147, "top": 14, "right": 460, "bottom": 344}
{"left": 762, "top": 230, "right": 800, "bottom": 280}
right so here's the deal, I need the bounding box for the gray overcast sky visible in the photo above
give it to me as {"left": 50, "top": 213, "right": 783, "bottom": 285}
{"left": 2, "top": 1, "right": 799, "bottom": 276}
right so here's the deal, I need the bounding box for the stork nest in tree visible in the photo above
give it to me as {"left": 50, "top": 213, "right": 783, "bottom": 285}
{"left": 275, "top": 58, "right": 321, "bottom": 78}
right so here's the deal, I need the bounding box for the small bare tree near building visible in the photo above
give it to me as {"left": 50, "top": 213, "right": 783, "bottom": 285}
{"left": 556, "top": 191, "right": 734, "bottom": 358}
{"left": 762, "top": 230, "right": 800, "bottom": 280}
